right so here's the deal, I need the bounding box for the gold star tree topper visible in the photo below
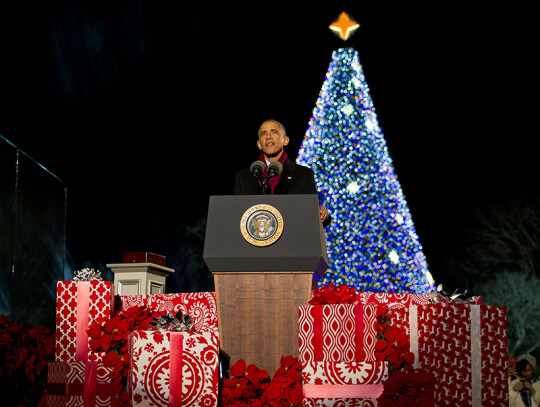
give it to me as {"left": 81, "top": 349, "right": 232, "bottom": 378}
{"left": 329, "top": 12, "right": 360, "bottom": 40}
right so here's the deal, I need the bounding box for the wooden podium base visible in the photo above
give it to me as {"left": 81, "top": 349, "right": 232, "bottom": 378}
{"left": 213, "top": 271, "right": 316, "bottom": 376}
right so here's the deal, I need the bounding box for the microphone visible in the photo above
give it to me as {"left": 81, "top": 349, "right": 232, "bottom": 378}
{"left": 267, "top": 161, "right": 283, "bottom": 179}
{"left": 250, "top": 160, "right": 265, "bottom": 178}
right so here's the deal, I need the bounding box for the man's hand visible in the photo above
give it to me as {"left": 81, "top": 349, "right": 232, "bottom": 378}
{"left": 319, "top": 205, "right": 330, "bottom": 223}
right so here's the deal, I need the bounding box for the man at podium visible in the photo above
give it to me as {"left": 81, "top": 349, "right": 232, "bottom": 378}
{"left": 233, "top": 119, "right": 330, "bottom": 225}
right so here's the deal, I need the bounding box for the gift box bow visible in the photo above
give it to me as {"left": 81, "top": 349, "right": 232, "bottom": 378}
{"left": 309, "top": 283, "right": 357, "bottom": 305}
{"left": 73, "top": 268, "right": 103, "bottom": 281}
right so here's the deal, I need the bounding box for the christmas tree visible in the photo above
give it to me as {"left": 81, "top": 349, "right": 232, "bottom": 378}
{"left": 297, "top": 16, "right": 434, "bottom": 293}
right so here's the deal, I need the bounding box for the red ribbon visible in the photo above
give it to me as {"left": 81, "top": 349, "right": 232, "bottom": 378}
{"left": 76, "top": 282, "right": 91, "bottom": 361}
{"left": 303, "top": 384, "right": 384, "bottom": 398}
{"left": 83, "top": 362, "right": 98, "bottom": 407}
{"left": 313, "top": 306, "right": 324, "bottom": 361}
{"left": 169, "top": 332, "right": 184, "bottom": 406}
{"left": 354, "top": 304, "right": 365, "bottom": 361}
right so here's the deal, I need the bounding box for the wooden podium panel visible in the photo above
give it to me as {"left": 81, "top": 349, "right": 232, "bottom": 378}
{"left": 214, "top": 271, "right": 316, "bottom": 376}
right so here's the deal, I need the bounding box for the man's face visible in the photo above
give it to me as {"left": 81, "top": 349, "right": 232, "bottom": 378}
{"left": 257, "top": 121, "right": 289, "bottom": 160}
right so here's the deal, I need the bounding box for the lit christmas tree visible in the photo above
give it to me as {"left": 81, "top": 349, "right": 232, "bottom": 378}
{"left": 297, "top": 14, "right": 434, "bottom": 293}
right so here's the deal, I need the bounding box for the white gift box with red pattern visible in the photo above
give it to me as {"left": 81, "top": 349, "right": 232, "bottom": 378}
{"left": 118, "top": 292, "right": 218, "bottom": 333}
{"left": 356, "top": 292, "right": 481, "bottom": 307}
{"left": 298, "top": 304, "right": 384, "bottom": 400}
{"left": 302, "top": 361, "right": 389, "bottom": 386}
{"left": 302, "top": 397, "right": 378, "bottom": 406}
{"left": 55, "top": 281, "right": 114, "bottom": 362}
{"left": 128, "top": 330, "right": 219, "bottom": 407}
{"left": 47, "top": 360, "right": 114, "bottom": 407}
{"left": 390, "top": 302, "right": 507, "bottom": 406}
{"left": 298, "top": 304, "right": 378, "bottom": 364}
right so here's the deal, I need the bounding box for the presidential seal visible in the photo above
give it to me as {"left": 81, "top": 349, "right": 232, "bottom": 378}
{"left": 240, "top": 204, "right": 284, "bottom": 247}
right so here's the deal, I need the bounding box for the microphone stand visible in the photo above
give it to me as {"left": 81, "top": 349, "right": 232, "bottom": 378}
{"left": 258, "top": 177, "right": 269, "bottom": 195}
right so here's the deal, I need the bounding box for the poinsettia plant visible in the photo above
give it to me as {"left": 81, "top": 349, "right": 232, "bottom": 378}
{"left": 222, "top": 359, "right": 271, "bottom": 406}
{"left": 87, "top": 306, "right": 164, "bottom": 406}
{"left": 265, "top": 355, "right": 303, "bottom": 407}
{"left": 0, "top": 314, "right": 55, "bottom": 406}
{"left": 375, "top": 304, "right": 434, "bottom": 406}
{"left": 222, "top": 355, "right": 303, "bottom": 407}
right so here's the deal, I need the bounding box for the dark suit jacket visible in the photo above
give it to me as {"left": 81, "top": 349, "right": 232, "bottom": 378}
{"left": 234, "top": 158, "right": 331, "bottom": 226}
{"left": 233, "top": 158, "right": 317, "bottom": 195}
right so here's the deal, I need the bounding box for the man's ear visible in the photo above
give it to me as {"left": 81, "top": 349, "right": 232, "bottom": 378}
{"left": 257, "top": 139, "right": 262, "bottom": 150}
{"left": 284, "top": 136, "right": 290, "bottom": 146}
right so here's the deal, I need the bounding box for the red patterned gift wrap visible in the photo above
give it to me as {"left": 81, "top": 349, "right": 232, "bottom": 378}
{"left": 299, "top": 304, "right": 378, "bottom": 365}
{"left": 302, "top": 398, "right": 378, "bottom": 406}
{"left": 391, "top": 302, "right": 507, "bottom": 406}
{"left": 118, "top": 292, "right": 218, "bottom": 333}
{"left": 357, "top": 292, "right": 481, "bottom": 308}
{"left": 47, "top": 361, "right": 114, "bottom": 407}
{"left": 302, "top": 360, "right": 388, "bottom": 400}
{"left": 128, "top": 330, "right": 219, "bottom": 407}
{"left": 55, "top": 281, "right": 115, "bottom": 362}
{"left": 302, "top": 361, "right": 389, "bottom": 386}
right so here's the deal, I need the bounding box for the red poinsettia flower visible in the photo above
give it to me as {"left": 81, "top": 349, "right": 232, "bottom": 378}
{"left": 229, "top": 359, "right": 248, "bottom": 377}
{"left": 273, "top": 355, "right": 302, "bottom": 381}
{"left": 223, "top": 377, "right": 249, "bottom": 400}
{"left": 375, "top": 325, "right": 414, "bottom": 370}
{"left": 264, "top": 374, "right": 302, "bottom": 407}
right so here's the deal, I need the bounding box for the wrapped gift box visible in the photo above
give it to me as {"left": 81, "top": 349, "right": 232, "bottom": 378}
{"left": 122, "top": 251, "right": 166, "bottom": 266}
{"left": 298, "top": 304, "right": 378, "bottom": 365}
{"left": 303, "top": 398, "right": 378, "bottom": 406}
{"left": 118, "top": 292, "right": 218, "bottom": 333}
{"left": 47, "top": 361, "right": 114, "bottom": 407}
{"left": 302, "top": 361, "right": 389, "bottom": 386}
{"left": 390, "top": 302, "right": 507, "bottom": 406}
{"left": 357, "top": 292, "right": 481, "bottom": 307}
{"left": 128, "top": 330, "right": 219, "bottom": 407}
{"left": 55, "top": 280, "right": 114, "bottom": 362}
{"left": 302, "top": 360, "right": 387, "bottom": 401}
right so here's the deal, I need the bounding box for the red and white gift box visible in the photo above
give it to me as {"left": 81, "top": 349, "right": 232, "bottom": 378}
{"left": 357, "top": 292, "right": 481, "bottom": 308}
{"left": 299, "top": 304, "right": 378, "bottom": 364}
{"left": 128, "top": 330, "right": 219, "bottom": 407}
{"left": 303, "top": 398, "right": 378, "bottom": 407}
{"left": 118, "top": 292, "right": 218, "bottom": 333}
{"left": 47, "top": 360, "right": 114, "bottom": 407}
{"left": 391, "top": 302, "right": 507, "bottom": 406}
{"left": 299, "top": 304, "right": 383, "bottom": 400}
{"left": 302, "top": 361, "right": 389, "bottom": 386}
{"left": 302, "top": 361, "right": 388, "bottom": 400}
{"left": 55, "top": 281, "right": 115, "bottom": 362}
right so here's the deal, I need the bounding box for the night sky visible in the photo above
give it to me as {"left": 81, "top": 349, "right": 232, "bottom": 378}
{"left": 0, "top": 1, "right": 537, "bottom": 287}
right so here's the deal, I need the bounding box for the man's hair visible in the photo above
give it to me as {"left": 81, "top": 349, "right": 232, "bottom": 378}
{"left": 258, "top": 119, "right": 286, "bottom": 138}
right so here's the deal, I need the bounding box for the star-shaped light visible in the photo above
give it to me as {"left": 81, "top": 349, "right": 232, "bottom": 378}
{"left": 329, "top": 12, "right": 360, "bottom": 40}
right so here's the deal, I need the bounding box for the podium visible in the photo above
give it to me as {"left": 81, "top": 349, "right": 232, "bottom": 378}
{"left": 203, "top": 194, "right": 328, "bottom": 375}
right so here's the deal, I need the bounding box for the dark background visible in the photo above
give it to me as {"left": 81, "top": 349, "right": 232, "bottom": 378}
{"left": 0, "top": 1, "right": 537, "bottom": 289}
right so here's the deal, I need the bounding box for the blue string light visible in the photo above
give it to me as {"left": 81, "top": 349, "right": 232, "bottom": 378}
{"left": 297, "top": 47, "right": 434, "bottom": 294}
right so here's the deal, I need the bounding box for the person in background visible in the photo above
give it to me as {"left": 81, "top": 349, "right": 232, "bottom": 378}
{"left": 509, "top": 354, "right": 540, "bottom": 407}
